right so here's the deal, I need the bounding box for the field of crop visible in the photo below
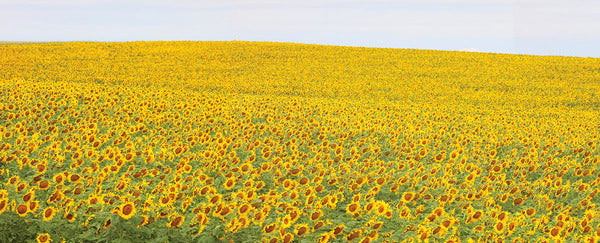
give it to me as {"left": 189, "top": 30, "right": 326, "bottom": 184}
{"left": 1, "top": 41, "right": 599, "bottom": 242}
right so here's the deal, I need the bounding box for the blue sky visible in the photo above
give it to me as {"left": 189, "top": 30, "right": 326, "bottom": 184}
{"left": 2, "top": 0, "right": 599, "bottom": 57}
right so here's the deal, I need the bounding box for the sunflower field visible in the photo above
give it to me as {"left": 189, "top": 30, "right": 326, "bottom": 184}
{"left": 1, "top": 41, "right": 600, "bottom": 242}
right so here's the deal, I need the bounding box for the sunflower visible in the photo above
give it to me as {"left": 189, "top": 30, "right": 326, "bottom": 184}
{"left": 168, "top": 215, "right": 185, "bottom": 228}
{"left": 238, "top": 203, "right": 251, "bottom": 215}
{"left": 390, "top": 183, "right": 400, "bottom": 194}
{"left": 36, "top": 164, "right": 47, "bottom": 174}
{"left": 16, "top": 204, "right": 29, "bottom": 217}
{"left": 441, "top": 219, "right": 452, "bottom": 229}
{"left": 260, "top": 162, "right": 270, "bottom": 171}
{"left": 264, "top": 222, "right": 278, "bottom": 234}
{"left": 282, "top": 232, "right": 294, "bottom": 243}
{"left": 53, "top": 174, "right": 64, "bottom": 184}
{"left": 193, "top": 212, "right": 208, "bottom": 226}
{"left": 548, "top": 227, "right": 562, "bottom": 240}
{"left": 103, "top": 218, "right": 112, "bottom": 229}
{"left": 173, "top": 147, "right": 183, "bottom": 156}
{"left": 346, "top": 202, "right": 360, "bottom": 215}
{"left": 254, "top": 181, "right": 265, "bottom": 190}
{"left": 38, "top": 180, "right": 51, "bottom": 190}
{"left": 224, "top": 178, "right": 235, "bottom": 190}
{"left": 252, "top": 211, "right": 266, "bottom": 224}
{"left": 289, "top": 191, "right": 299, "bottom": 200}
{"left": 305, "top": 194, "right": 315, "bottom": 205}
{"left": 513, "top": 197, "right": 524, "bottom": 206}
{"left": 288, "top": 208, "right": 300, "bottom": 222}
{"left": 473, "top": 224, "right": 484, "bottom": 233}
{"left": 65, "top": 213, "right": 76, "bottom": 223}
{"left": 401, "top": 192, "right": 414, "bottom": 202}
{"left": 375, "top": 202, "right": 389, "bottom": 216}
{"left": 199, "top": 185, "right": 211, "bottom": 196}
{"left": 281, "top": 214, "right": 293, "bottom": 229}
{"left": 225, "top": 218, "right": 239, "bottom": 233}
{"left": 471, "top": 210, "right": 483, "bottom": 222}
{"left": 371, "top": 221, "right": 383, "bottom": 231}
{"left": 248, "top": 152, "right": 256, "bottom": 163}
{"left": 507, "top": 221, "right": 517, "bottom": 235}
{"left": 317, "top": 232, "right": 332, "bottom": 243}
{"left": 208, "top": 194, "right": 222, "bottom": 205}
{"left": 28, "top": 201, "right": 39, "bottom": 213}
{"left": 137, "top": 215, "right": 150, "bottom": 228}
{"left": 432, "top": 207, "right": 444, "bottom": 217}
{"left": 283, "top": 179, "right": 294, "bottom": 191}
{"left": 124, "top": 152, "right": 134, "bottom": 162}
{"left": 217, "top": 205, "right": 231, "bottom": 218}
{"left": 117, "top": 202, "right": 136, "bottom": 220}
{"left": 465, "top": 173, "right": 476, "bottom": 183}
{"left": 0, "top": 199, "right": 7, "bottom": 215}
{"left": 497, "top": 212, "right": 507, "bottom": 221}
{"left": 313, "top": 220, "right": 325, "bottom": 231}
{"left": 68, "top": 174, "right": 81, "bottom": 183}
{"left": 433, "top": 152, "right": 445, "bottom": 162}
{"left": 262, "top": 150, "right": 271, "bottom": 160}
{"left": 346, "top": 230, "right": 362, "bottom": 241}
{"left": 310, "top": 210, "right": 323, "bottom": 221}
{"left": 332, "top": 224, "right": 346, "bottom": 237}
{"left": 493, "top": 220, "right": 505, "bottom": 234}
{"left": 36, "top": 233, "right": 51, "bottom": 243}
{"left": 364, "top": 202, "right": 375, "bottom": 212}
{"left": 294, "top": 223, "right": 309, "bottom": 237}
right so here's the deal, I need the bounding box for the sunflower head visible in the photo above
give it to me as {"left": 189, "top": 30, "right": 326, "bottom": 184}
{"left": 168, "top": 215, "right": 185, "bottom": 228}
{"left": 0, "top": 199, "right": 7, "bottom": 215}
{"left": 16, "top": 204, "right": 29, "bottom": 217}
{"left": 36, "top": 233, "right": 51, "bottom": 243}
{"left": 294, "top": 223, "right": 309, "bottom": 236}
{"left": 117, "top": 202, "right": 136, "bottom": 220}
{"left": 493, "top": 221, "right": 505, "bottom": 234}
{"left": 224, "top": 178, "right": 235, "bottom": 190}
{"left": 264, "top": 222, "right": 277, "bottom": 234}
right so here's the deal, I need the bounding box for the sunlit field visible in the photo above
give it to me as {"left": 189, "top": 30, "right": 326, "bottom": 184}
{"left": 1, "top": 41, "right": 599, "bottom": 242}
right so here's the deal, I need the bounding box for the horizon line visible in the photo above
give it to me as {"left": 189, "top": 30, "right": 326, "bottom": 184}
{"left": 2, "top": 39, "right": 598, "bottom": 59}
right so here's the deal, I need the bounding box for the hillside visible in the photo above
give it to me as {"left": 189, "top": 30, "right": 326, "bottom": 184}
{"left": 0, "top": 41, "right": 599, "bottom": 242}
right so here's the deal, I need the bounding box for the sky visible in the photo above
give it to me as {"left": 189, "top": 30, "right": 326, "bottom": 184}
{"left": 1, "top": 0, "right": 600, "bottom": 57}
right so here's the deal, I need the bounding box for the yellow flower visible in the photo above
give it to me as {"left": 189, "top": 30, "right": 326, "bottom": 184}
{"left": 138, "top": 215, "right": 150, "bottom": 228}
{"left": 16, "top": 204, "right": 28, "bottom": 217}
{"left": 42, "top": 207, "right": 57, "bottom": 221}
{"left": 310, "top": 209, "right": 323, "bottom": 221}
{"left": 294, "top": 223, "right": 309, "bottom": 237}
{"left": 117, "top": 202, "right": 136, "bottom": 220}
{"left": 65, "top": 213, "right": 76, "bottom": 223}
{"left": 401, "top": 192, "right": 414, "bottom": 202}
{"left": 346, "top": 202, "right": 360, "bottom": 215}
{"left": 0, "top": 199, "right": 7, "bottom": 215}
{"left": 36, "top": 233, "right": 51, "bottom": 243}
{"left": 223, "top": 178, "right": 235, "bottom": 190}
{"left": 548, "top": 227, "right": 562, "bottom": 241}
{"left": 332, "top": 224, "right": 346, "bottom": 237}
{"left": 281, "top": 214, "right": 293, "bottom": 229}
{"left": 281, "top": 232, "right": 294, "bottom": 243}
{"left": 493, "top": 220, "right": 505, "bottom": 234}
{"left": 317, "top": 231, "right": 332, "bottom": 243}
{"left": 167, "top": 215, "right": 185, "bottom": 228}
{"left": 471, "top": 210, "right": 483, "bottom": 222}
{"left": 263, "top": 222, "right": 278, "bottom": 234}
